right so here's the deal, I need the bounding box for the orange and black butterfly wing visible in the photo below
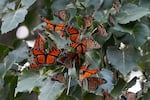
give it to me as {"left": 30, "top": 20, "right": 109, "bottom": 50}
{"left": 67, "top": 26, "right": 80, "bottom": 42}
{"left": 51, "top": 73, "right": 66, "bottom": 83}
{"left": 41, "top": 16, "right": 55, "bottom": 31}
{"left": 79, "top": 62, "right": 100, "bottom": 81}
{"left": 29, "top": 57, "right": 43, "bottom": 69}
{"left": 46, "top": 45, "right": 63, "bottom": 64}
{"left": 57, "top": 52, "right": 79, "bottom": 68}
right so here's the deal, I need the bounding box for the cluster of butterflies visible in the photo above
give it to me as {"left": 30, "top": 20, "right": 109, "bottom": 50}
{"left": 28, "top": 10, "right": 109, "bottom": 98}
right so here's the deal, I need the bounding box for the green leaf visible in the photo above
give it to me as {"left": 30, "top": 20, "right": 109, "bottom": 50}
{"left": 138, "top": 54, "right": 150, "bottom": 76}
{"left": 143, "top": 89, "right": 150, "bottom": 100}
{"left": 111, "top": 78, "right": 126, "bottom": 97}
{"left": 1, "top": 8, "right": 27, "bottom": 34}
{"left": 6, "top": 2, "right": 16, "bottom": 10}
{"left": 0, "top": 0, "right": 6, "bottom": 14}
{"left": 15, "top": 70, "right": 45, "bottom": 95}
{"left": 139, "top": 0, "right": 150, "bottom": 9}
{"left": 21, "top": 0, "right": 36, "bottom": 8}
{"left": 0, "top": 44, "right": 9, "bottom": 56}
{"left": 126, "top": 77, "right": 137, "bottom": 89}
{"left": 83, "top": 92, "right": 103, "bottom": 100}
{"left": 111, "top": 23, "right": 149, "bottom": 47}
{"left": 39, "top": 79, "right": 65, "bottom": 100}
{"left": 57, "top": 89, "right": 77, "bottom": 100}
{"left": 107, "top": 46, "right": 140, "bottom": 77}
{"left": 85, "top": 50, "right": 101, "bottom": 69}
{"left": 4, "top": 74, "right": 18, "bottom": 100}
{"left": 1, "top": 43, "right": 28, "bottom": 78}
{"left": 117, "top": 4, "right": 150, "bottom": 24}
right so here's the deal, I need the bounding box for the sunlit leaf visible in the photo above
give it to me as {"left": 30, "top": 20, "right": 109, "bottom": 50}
{"left": 39, "top": 79, "right": 65, "bottom": 100}
{"left": 1, "top": 8, "right": 27, "bottom": 34}
{"left": 21, "top": 0, "right": 36, "bottom": 8}
{"left": 1, "top": 43, "right": 28, "bottom": 78}
{"left": 117, "top": 4, "right": 150, "bottom": 24}
{"left": 107, "top": 46, "right": 140, "bottom": 77}
{"left": 85, "top": 50, "right": 101, "bottom": 69}
{"left": 15, "top": 70, "right": 45, "bottom": 95}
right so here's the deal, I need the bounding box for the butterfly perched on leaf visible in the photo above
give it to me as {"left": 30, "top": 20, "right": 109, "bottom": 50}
{"left": 79, "top": 62, "right": 100, "bottom": 81}
{"left": 54, "top": 10, "right": 67, "bottom": 21}
{"left": 41, "top": 16, "right": 66, "bottom": 37}
{"left": 83, "top": 15, "right": 93, "bottom": 29}
{"left": 57, "top": 52, "right": 79, "bottom": 68}
{"left": 68, "top": 38, "right": 101, "bottom": 56}
{"left": 87, "top": 77, "right": 107, "bottom": 91}
{"left": 92, "top": 25, "right": 108, "bottom": 37}
{"left": 51, "top": 73, "right": 66, "bottom": 83}
{"left": 66, "top": 25, "right": 80, "bottom": 43}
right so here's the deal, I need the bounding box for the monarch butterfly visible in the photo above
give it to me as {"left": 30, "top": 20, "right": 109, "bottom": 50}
{"left": 79, "top": 62, "right": 100, "bottom": 81}
{"left": 29, "top": 57, "right": 43, "bottom": 69}
{"left": 31, "top": 32, "right": 46, "bottom": 56}
{"left": 41, "top": 16, "right": 66, "bottom": 36}
{"left": 29, "top": 45, "right": 63, "bottom": 69}
{"left": 54, "top": 10, "right": 67, "bottom": 21}
{"left": 57, "top": 52, "right": 79, "bottom": 68}
{"left": 83, "top": 15, "right": 93, "bottom": 29}
{"left": 46, "top": 45, "right": 63, "bottom": 64}
{"left": 66, "top": 26, "right": 80, "bottom": 43}
{"left": 87, "top": 77, "right": 106, "bottom": 91}
{"left": 51, "top": 73, "right": 66, "bottom": 83}
{"left": 92, "top": 25, "right": 108, "bottom": 37}
{"left": 68, "top": 38, "right": 100, "bottom": 56}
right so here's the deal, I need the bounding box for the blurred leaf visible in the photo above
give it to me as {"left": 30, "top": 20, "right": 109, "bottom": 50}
{"left": 1, "top": 8, "right": 27, "bottom": 34}
{"left": 39, "top": 79, "right": 65, "bottom": 100}
{"left": 101, "top": 0, "right": 114, "bottom": 9}
{"left": 141, "top": 39, "right": 150, "bottom": 55}
{"left": 83, "top": 92, "right": 102, "bottom": 100}
{"left": 126, "top": 77, "right": 137, "bottom": 89}
{"left": 117, "top": 3, "right": 150, "bottom": 24}
{"left": 0, "top": 0, "right": 6, "bottom": 18}
{"left": 4, "top": 74, "right": 18, "bottom": 100}
{"left": 15, "top": 70, "right": 45, "bottom": 95}
{"left": 6, "top": 1, "right": 16, "bottom": 10}
{"left": 111, "top": 23, "right": 149, "bottom": 47}
{"left": 51, "top": 0, "right": 71, "bottom": 11}
{"left": 99, "top": 69, "right": 114, "bottom": 93}
{"left": 15, "top": 92, "right": 38, "bottom": 100}
{"left": 0, "top": 44, "right": 9, "bottom": 56}
{"left": 139, "top": 0, "right": 150, "bottom": 9}
{"left": 143, "top": 89, "right": 150, "bottom": 100}
{"left": 69, "top": 85, "right": 83, "bottom": 100}
{"left": 0, "top": 81, "right": 9, "bottom": 100}
{"left": 0, "top": 43, "right": 28, "bottom": 78}
{"left": 76, "top": 16, "right": 83, "bottom": 28}
{"left": 138, "top": 54, "right": 150, "bottom": 76}
{"left": 21, "top": 0, "right": 36, "bottom": 9}
{"left": 107, "top": 46, "right": 140, "bottom": 77}
{"left": 111, "top": 78, "right": 126, "bottom": 97}
{"left": 85, "top": 50, "right": 101, "bottom": 69}
{"left": 57, "top": 89, "right": 77, "bottom": 100}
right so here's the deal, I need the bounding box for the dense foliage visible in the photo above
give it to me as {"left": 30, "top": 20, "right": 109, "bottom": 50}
{"left": 0, "top": 0, "right": 150, "bottom": 100}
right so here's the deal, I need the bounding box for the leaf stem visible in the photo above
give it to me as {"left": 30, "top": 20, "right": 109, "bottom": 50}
{"left": 66, "top": 76, "right": 71, "bottom": 95}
